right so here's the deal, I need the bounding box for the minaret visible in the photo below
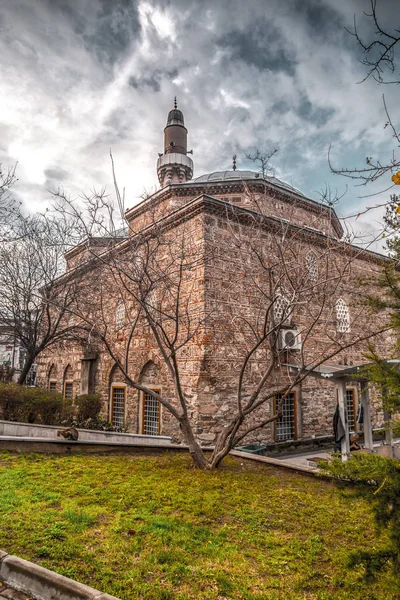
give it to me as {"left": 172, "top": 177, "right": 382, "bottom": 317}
{"left": 157, "top": 98, "right": 194, "bottom": 187}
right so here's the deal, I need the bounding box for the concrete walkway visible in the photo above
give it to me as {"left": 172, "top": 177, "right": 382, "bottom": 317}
{"left": 267, "top": 448, "right": 332, "bottom": 469}
{"left": 231, "top": 449, "right": 321, "bottom": 473}
{"left": 234, "top": 440, "right": 400, "bottom": 474}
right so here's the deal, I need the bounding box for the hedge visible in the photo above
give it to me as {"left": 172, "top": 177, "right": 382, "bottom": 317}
{"left": 0, "top": 385, "right": 121, "bottom": 431}
{"left": 0, "top": 382, "right": 73, "bottom": 425}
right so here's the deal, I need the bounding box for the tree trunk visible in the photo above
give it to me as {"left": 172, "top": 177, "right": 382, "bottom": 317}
{"left": 179, "top": 416, "right": 210, "bottom": 469}
{"left": 209, "top": 437, "right": 236, "bottom": 469}
{"left": 209, "top": 414, "right": 245, "bottom": 468}
{"left": 17, "top": 354, "right": 34, "bottom": 385}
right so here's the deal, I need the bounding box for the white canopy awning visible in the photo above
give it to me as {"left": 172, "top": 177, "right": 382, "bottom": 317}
{"left": 282, "top": 360, "right": 400, "bottom": 460}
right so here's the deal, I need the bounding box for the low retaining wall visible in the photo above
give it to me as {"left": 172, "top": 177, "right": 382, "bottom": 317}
{"left": 0, "top": 438, "right": 188, "bottom": 454}
{"left": 0, "top": 550, "right": 119, "bottom": 600}
{"left": 0, "top": 420, "right": 172, "bottom": 446}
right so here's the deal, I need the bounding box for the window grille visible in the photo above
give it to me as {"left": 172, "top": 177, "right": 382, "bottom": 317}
{"left": 306, "top": 251, "right": 318, "bottom": 281}
{"left": 146, "top": 289, "right": 157, "bottom": 319}
{"left": 112, "top": 387, "right": 125, "bottom": 427}
{"left": 49, "top": 381, "right": 57, "bottom": 393}
{"left": 335, "top": 298, "right": 350, "bottom": 333}
{"left": 133, "top": 256, "right": 144, "bottom": 277}
{"left": 275, "top": 393, "right": 296, "bottom": 441}
{"left": 346, "top": 389, "right": 356, "bottom": 431}
{"left": 115, "top": 301, "right": 125, "bottom": 330}
{"left": 64, "top": 382, "right": 73, "bottom": 400}
{"left": 143, "top": 391, "right": 160, "bottom": 436}
{"left": 274, "top": 294, "right": 290, "bottom": 323}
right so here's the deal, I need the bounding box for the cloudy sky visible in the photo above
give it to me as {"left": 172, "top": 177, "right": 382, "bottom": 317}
{"left": 0, "top": 0, "right": 398, "bottom": 249}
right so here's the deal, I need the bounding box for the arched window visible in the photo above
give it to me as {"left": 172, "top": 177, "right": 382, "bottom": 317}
{"left": 115, "top": 301, "right": 125, "bottom": 330}
{"left": 63, "top": 365, "right": 74, "bottom": 399}
{"left": 274, "top": 293, "right": 290, "bottom": 323}
{"left": 108, "top": 365, "right": 126, "bottom": 428}
{"left": 335, "top": 298, "right": 350, "bottom": 333}
{"left": 141, "top": 389, "right": 161, "bottom": 435}
{"left": 111, "top": 386, "right": 126, "bottom": 428}
{"left": 306, "top": 251, "right": 318, "bottom": 282}
{"left": 133, "top": 255, "right": 144, "bottom": 277}
{"left": 146, "top": 289, "right": 158, "bottom": 319}
{"left": 139, "top": 361, "right": 161, "bottom": 436}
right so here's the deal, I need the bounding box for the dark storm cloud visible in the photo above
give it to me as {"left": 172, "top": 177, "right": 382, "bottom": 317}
{"left": 44, "top": 167, "right": 69, "bottom": 182}
{"left": 129, "top": 73, "right": 162, "bottom": 92}
{"left": 128, "top": 69, "right": 178, "bottom": 92}
{"left": 45, "top": 0, "right": 142, "bottom": 67}
{"left": 82, "top": 0, "right": 141, "bottom": 66}
{"left": 297, "top": 98, "right": 335, "bottom": 126}
{"left": 293, "top": 0, "right": 344, "bottom": 39}
{"left": 218, "top": 22, "right": 296, "bottom": 75}
{"left": 0, "top": 0, "right": 398, "bottom": 248}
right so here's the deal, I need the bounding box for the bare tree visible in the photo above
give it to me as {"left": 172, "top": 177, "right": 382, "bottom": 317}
{"left": 0, "top": 163, "right": 18, "bottom": 228}
{"left": 329, "top": 0, "right": 400, "bottom": 209}
{"left": 0, "top": 210, "right": 82, "bottom": 384}
{"left": 245, "top": 148, "right": 278, "bottom": 179}
{"left": 329, "top": 95, "right": 400, "bottom": 188}
{"left": 348, "top": 0, "right": 400, "bottom": 86}
{"left": 49, "top": 178, "right": 389, "bottom": 469}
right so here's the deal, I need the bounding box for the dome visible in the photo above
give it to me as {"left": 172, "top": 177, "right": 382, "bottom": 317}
{"left": 186, "top": 170, "right": 304, "bottom": 197}
{"left": 166, "top": 109, "right": 185, "bottom": 127}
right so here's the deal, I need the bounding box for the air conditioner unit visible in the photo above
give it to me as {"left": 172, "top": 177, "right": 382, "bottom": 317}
{"left": 278, "top": 329, "right": 302, "bottom": 351}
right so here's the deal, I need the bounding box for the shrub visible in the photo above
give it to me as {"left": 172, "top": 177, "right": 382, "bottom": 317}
{"left": 0, "top": 383, "right": 34, "bottom": 422}
{"left": 0, "top": 382, "right": 72, "bottom": 425}
{"left": 0, "top": 365, "right": 15, "bottom": 383}
{"left": 0, "top": 384, "right": 123, "bottom": 431}
{"left": 35, "top": 392, "right": 68, "bottom": 425}
{"left": 71, "top": 416, "right": 124, "bottom": 432}
{"left": 74, "top": 394, "right": 102, "bottom": 421}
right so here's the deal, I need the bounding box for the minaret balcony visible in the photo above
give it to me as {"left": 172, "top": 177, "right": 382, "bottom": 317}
{"left": 157, "top": 153, "right": 193, "bottom": 172}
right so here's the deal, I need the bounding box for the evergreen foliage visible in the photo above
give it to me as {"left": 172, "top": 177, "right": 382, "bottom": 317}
{"left": 320, "top": 453, "right": 400, "bottom": 583}
{"left": 360, "top": 200, "right": 400, "bottom": 435}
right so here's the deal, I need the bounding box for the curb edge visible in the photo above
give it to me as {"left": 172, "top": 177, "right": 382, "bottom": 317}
{"left": 0, "top": 552, "right": 120, "bottom": 600}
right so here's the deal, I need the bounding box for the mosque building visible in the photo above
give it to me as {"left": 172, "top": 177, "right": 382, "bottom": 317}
{"left": 36, "top": 101, "right": 391, "bottom": 448}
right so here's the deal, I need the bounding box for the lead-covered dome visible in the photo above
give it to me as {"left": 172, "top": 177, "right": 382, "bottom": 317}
{"left": 166, "top": 109, "right": 185, "bottom": 127}
{"left": 186, "top": 170, "right": 304, "bottom": 197}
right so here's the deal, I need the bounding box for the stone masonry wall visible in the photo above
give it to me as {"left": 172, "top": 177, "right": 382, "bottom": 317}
{"left": 195, "top": 205, "right": 391, "bottom": 446}
{"left": 37, "top": 211, "right": 208, "bottom": 443}
{"left": 126, "top": 182, "right": 339, "bottom": 240}
{"left": 36, "top": 186, "right": 392, "bottom": 448}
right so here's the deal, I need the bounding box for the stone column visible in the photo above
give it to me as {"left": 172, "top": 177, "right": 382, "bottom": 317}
{"left": 361, "top": 385, "right": 374, "bottom": 452}
{"left": 337, "top": 378, "right": 350, "bottom": 461}
{"left": 383, "top": 408, "right": 394, "bottom": 458}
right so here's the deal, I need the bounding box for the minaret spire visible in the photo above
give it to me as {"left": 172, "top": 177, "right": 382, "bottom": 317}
{"left": 156, "top": 100, "right": 194, "bottom": 187}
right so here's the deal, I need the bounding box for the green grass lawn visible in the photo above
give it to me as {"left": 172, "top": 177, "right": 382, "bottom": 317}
{"left": 0, "top": 451, "right": 396, "bottom": 600}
